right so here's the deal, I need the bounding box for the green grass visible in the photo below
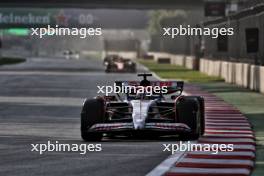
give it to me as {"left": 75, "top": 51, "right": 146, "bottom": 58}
{"left": 139, "top": 60, "right": 224, "bottom": 83}
{"left": 0, "top": 57, "right": 26, "bottom": 66}
{"left": 140, "top": 59, "right": 264, "bottom": 175}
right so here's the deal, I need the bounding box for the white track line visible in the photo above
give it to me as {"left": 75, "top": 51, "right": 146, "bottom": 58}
{"left": 146, "top": 149, "right": 186, "bottom": 176}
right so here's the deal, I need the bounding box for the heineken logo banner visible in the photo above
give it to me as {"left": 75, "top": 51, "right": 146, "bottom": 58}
{"left": 0, "top": 8, "right": 147, "bottom": 29}
{"left": 0, "top": 8, "right": 99, "bottom": 28}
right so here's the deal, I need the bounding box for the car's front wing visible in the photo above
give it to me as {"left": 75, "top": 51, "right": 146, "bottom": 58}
{"left": 89, "top": 122, "right": 191, "bottom": 133}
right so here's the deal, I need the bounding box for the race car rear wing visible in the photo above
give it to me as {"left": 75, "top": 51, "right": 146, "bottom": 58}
{"left": 115, "top": 81, "right": 184, "bottom": 95}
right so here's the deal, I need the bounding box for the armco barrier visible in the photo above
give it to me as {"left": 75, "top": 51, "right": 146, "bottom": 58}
{"left": 171, "top": 55, "right": 185, "bottom": 66}
{"left": 147, "top": 52, "right": 264, "bottom": 94}
{"left": 260, "top": 67, "right": 264, "bottom": 93}
{"left": 221, "top": 61, "right": 228, "bottom": 81}
{"left": 249, "top": 65, "right": 261, "bottom": 92}
{"left": 148, "top": 52, "right": 172, "bottom": 62}
{"left": 157, "top": 58, "right": 171, "bottom": 64}
{"left": 242, "top": 63, "right": 250, "bottom": 88}
{"left": 235, "top": 63, "right": 244, "bottom": 86}
{"left": 147, "top": 52, "right": 190, "bottom": 68}
{"left": 199, "top": 58, "right": 264, "bottom": 94}
{"left": 142, "top": 54, "right": 154, "bottom": 60}
{"left": 185, "top": 56, "right": 195, "bottom": 70}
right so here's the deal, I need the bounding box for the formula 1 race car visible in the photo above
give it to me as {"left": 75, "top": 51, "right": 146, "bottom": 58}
{"left": 63, "top": 50, "right": 79, "bottom": 60}
{"left": 103, "top": 55, "right": 136, "bottom": 73}
{"left": 81, "top": 73, "right": 204, "bottom": 141}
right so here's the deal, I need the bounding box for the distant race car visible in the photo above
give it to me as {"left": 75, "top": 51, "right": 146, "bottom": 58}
{"left": 103, "top": 55, "right": 136, "bottom": 73}
{"left": 81, "top": 73, "right": 204, "bottom": 141}
{"left": 63, "top": 50, "right": 79, "bottom": 60}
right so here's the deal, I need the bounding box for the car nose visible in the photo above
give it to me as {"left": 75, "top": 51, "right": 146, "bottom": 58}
{"left": 134, "top": 119, "right": 145, "bottom": 130}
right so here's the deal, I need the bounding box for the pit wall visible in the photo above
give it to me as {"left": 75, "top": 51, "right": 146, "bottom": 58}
{"left": 147, "top": 52, "right": 264, "bottom": 94}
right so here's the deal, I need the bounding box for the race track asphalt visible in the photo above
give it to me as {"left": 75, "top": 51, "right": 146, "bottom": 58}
{"left": 0, "top": 56, "right": 174, "bottom": 176}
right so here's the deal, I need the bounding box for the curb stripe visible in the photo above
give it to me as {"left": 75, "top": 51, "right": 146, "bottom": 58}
{"left": 166, "top": 168, "right": 250, "bottom": 176}
{"left": 147, "top": 85, "right": 255, "bottom": 176}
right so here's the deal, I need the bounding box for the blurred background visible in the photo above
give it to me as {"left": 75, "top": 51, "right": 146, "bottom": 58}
{"left": 0, "top": 0, "right": 262, "bottom": 64}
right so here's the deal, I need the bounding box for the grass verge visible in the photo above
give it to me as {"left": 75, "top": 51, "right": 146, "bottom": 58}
{"left": 139, "top": 59, "right": 224, "bottom": 83}
{"left": 140, "top": 59, "right": 264, "bottom": 176}
{"left": 0, "top": 57, "right": 26, "bottom": 66}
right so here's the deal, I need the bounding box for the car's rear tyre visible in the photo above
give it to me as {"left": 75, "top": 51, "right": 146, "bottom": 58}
{"left": 81, "top": 98, "right": 105, "bottom": 141}
{"left": 176, "top": 96, "right": 204, "bottom": 140}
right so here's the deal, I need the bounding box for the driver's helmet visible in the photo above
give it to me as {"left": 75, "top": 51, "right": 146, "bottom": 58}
{"left": 140, "top": 79, "right": 151, "bottom": 87}
{"left": 116, "top": 57, "right": 123, "bottom": 62}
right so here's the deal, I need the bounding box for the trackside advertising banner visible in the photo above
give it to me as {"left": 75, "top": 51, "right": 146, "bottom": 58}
{"left": 0, "top": 8, "right": 148, "bottom": 28}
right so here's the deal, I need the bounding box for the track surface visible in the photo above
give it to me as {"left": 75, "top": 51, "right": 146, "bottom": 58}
{"left": 0, "top": 57, "right": 175, "bottom": 176}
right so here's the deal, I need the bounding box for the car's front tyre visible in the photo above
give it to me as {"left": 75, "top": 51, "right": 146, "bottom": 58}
{"left": 176, "top": 96, "right": 204, "bottom": 140}
{"left": 81, "top": 98, "right": 105, "bottom": 141}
